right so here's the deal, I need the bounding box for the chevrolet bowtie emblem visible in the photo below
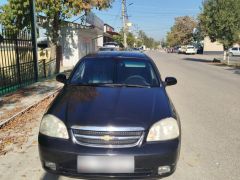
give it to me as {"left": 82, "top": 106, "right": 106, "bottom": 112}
{"left": 101, "top": 135, "right": 113, "bottom": 141}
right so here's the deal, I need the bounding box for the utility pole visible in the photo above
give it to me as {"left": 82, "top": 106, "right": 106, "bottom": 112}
{"left": 30, "top": 0, "right": 38, "bottom": 82}
{"left": 122, "top": 0, "right": 127, "bottom": 48}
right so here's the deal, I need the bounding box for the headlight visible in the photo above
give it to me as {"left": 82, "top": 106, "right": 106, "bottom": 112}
{"left": 147, "top": 117, "right": 179, "bottom": 142}
{"left": 39, "top": 114, "right": 69, "bottom": 139}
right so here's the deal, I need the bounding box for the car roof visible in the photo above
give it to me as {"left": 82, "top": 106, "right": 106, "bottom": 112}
{"left": 85, "top": 51, "right": 149, "bottom": 59}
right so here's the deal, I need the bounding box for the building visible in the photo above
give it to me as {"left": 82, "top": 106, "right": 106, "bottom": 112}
{"left": 96, "top": 24, "right": 120, "bottom": 48}
{"left": 104, "top": 24, "right": 119, "bottom": 43}
{"left": 38, "top": 12, "right": 104, "bottom": 68}
{"left": 61, "top": 12, "right": 104, "bottom": 67}
{"left": 203, "top": 36, "right": 224, "bottom": 55}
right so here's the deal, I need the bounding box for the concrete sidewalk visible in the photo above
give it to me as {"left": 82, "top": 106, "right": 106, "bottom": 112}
{"left": 0, "top": 77, "right": 64, "bottom": 126}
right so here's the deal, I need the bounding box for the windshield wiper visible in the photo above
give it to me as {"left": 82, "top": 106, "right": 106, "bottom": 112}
{"left": 106, "top": 83, "right": 150, "bottom": 88}
{"left": 71, "top": 83, "right": 150, "bottom": 88}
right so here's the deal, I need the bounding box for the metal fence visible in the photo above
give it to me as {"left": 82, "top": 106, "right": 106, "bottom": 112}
{"left": 38, "top": 59, "right": 56, "bottom": 78}
{"left": 0, "top": 28, "right": 36, "bottom": 95}
{"left": 0, "top": 27, "right": 56, "bottom": 96}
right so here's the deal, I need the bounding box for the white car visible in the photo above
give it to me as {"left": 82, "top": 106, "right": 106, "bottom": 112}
{"left": 185, "top": 46, "right": 197, "bottom": 54}
{"left": 99, "top": 47, "right": 117, "bottom": 51}
{"left": 178, "top": 46, "right": 187, "bottom": 54}
{"left": 103, "top": 42, "right": 119, "bottom": 49}
{"left": 228, "top": 47, "right": 240, "bottom": 56}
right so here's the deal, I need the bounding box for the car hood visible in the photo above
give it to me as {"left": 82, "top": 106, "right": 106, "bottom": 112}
{"left": 49, "top": 86, "right": 172, "bottom": 130}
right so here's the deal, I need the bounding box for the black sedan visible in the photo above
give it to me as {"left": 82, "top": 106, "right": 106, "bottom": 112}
{"left": 38, "top": 51, "right": 181, "bottom": 179}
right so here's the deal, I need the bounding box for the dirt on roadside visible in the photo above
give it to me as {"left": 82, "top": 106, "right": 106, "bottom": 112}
{"left": 0, "top": 96, "right": 54, "bottom": 156}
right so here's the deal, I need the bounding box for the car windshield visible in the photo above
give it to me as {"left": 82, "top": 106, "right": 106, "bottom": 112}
{"left": 99, "top": 48, "right": 115, "bottom": 51}
{"left": 70, "top": 58, "right": 159, "bottom": 87}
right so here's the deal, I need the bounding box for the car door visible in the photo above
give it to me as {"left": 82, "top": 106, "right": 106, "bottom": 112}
{"left": 232, "top": 47, "right": 238, "bottom": 55}
{"left": 238, "top": 48, "right": 240, "bottom": 56}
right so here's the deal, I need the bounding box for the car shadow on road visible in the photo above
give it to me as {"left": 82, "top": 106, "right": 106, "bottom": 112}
{"left": 182, "top": 57, "right": 213, "bottom": 63}
{"left": 226, "top": 68, "right": 240, "bottom": 75}
{"left": 41, "top": 173, "right": 59, "bottom": 180}
{"left": 183, "top": 58, "right": 240, "bottom": 75}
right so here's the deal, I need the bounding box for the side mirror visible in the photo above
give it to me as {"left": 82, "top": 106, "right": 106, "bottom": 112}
{"left": 56, "top": 73, "right": 67, "bottom": 84}
{"left": 165, "top": 77, "right": 177, "bottom": 86}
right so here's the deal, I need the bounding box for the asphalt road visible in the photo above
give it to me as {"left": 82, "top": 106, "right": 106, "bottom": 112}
{"left": 0, "top": 51, "right": 240, "bottom": 180}
{"left": 149, "top": 51, "right": 240, "bottom": 180}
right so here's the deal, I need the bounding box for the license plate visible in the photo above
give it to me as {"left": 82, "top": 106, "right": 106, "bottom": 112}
{"left": 77, "top": 156, "right": 134, "bottom": 173}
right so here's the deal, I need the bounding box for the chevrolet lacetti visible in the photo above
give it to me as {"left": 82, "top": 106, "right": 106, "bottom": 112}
{"left": 38, "top": 51, "right": 181, "bottom": 179}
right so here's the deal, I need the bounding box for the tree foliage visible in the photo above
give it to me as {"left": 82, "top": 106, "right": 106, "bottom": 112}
{"left": 112, "top": 29, "right": 159, "bottom": 49}
{"left": 0, "top": 0, "right": 113, "bottom": 73}
{"left": 199, "top": 0, "right": 240, "bottom": 50}
{"left": 166, "top": 16, "right": 197, "bottom": 47}
{"left": 0, "top": 0, "right": 31, "bottom": 32}
{"left": 138, "top": 30, "right": 160, "bottom": 49}
{"left": 36, "top": 0, "right": 113, "bottom": 45}
{"left": 112, "top": 29, "right": 136, "bottom": 48}
{"left": 0, "top": 0, "right": 114, "bottom": 43}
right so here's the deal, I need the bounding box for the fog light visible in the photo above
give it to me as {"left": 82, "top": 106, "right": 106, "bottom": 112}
{"left": 45, "top": 161, "right": 56, "bottom": 171}
{"left": 158, "top": 166, "right": 171, "bottom": 175}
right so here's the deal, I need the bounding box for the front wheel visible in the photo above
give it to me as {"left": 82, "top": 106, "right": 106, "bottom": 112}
{"left": 229, "top": 52, "right": 234, "bottom": 57}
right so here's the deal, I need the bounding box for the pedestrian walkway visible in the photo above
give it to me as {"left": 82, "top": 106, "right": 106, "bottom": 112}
{"left": 0, "top": 76, "right": 65, "bottom": 126}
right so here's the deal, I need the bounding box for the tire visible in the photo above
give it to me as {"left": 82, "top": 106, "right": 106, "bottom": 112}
{"left": 229, "top": 52, "right": 234, "bottom": 57}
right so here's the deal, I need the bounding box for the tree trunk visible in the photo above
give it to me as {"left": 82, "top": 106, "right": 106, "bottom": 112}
{"left": 227, "top": 52, "right": 230, "bottom": 65}
{"left": 223, "top": 50, "right": 227, "bottom": 62}
{"left": 55, "top": 45, "right": 62, "bottom": 73}
{"left": 52, "top": 12, "right": 62, "bottom": 74}
{"left": 223, "top": 45, "right": 231, "bottom": 65}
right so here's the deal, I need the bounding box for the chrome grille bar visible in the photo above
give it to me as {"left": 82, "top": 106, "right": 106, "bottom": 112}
{"left": 74, "top": 134, "right": 140, "bottom": 140}
{"left": 71, "top": 126, "right": 145, "bottom": 148}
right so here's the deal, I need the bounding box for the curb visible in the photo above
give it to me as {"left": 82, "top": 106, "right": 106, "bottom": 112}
{"left": 0, "top": 87, "right": 62, "bottom": 128}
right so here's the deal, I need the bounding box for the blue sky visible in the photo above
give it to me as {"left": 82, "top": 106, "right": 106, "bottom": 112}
{"left": 94, "top": 0, "right": 203, "bottom": 40}
{"left": 0, "top": 0, "right": 203, "bottom": 40}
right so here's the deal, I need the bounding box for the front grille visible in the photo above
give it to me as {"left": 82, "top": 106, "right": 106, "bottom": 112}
{"left": 71, "top": 126, "right": 144, "bottom": 148}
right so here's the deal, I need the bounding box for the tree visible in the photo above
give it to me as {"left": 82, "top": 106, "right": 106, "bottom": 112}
{"left": 166, "top": 16, "right": 197, "bottom": 47}
{"left": 0, "top": 0, "right": 113, "bottom": 73}
{"left": 166, "top": 31, "right": 177, "bottom": 47}
{"left": 113, "top": 34, "right": 123, "bottom": 47}
{"left": 192, "top": 26, "right": 204, "bottom": 44}
{"left": 199, "top": 0, "right": 240, "bottom": 51}
{"left": 0, "top": 0, "right": 31, "bottom": 32}
{"left": 127, "top": 32, "right": 136, "bottom": 47}
{"left": 113, "top": 29, "right": 159, "bottom": 49}
{"left": 112, "top": 30, "right": 136, "bottom": 48}
{"left": 137, "top": 30, "right": 159, "bottom": 49}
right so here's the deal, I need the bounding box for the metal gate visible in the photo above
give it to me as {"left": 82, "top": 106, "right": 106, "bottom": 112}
{"left": 0, "top": 28, "right": 35, "bottom": 95}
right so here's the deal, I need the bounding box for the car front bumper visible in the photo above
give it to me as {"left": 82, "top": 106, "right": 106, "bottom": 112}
{"left": 38, "top": 134, "right": 180, "bottom": 179}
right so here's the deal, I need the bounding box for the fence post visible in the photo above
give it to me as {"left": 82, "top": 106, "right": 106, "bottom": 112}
{"left": 43, "top": 59, "right": 46, "bottom": 78}
{"left": 15, "top": 38, "right": 21, "bottom": 85}
{"left": 30, "top": 0, "right": 38, "bottom": 82}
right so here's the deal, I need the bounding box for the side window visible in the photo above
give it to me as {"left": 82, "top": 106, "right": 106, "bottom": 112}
{"left": 232, "top": 48, "right": 238, "bottom": 51}
{"left": 71, "top": 61, "right": 86, "bottom": 83}
{"left": 149, "top": 65, "right": 159, "bottom": 86}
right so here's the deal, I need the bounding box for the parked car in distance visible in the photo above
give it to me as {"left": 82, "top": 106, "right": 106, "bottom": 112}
{"left": 38, "top": 51, "right": 181, "bottom": 179}
{"left": 185, "top": 46, "right": 197, "bottom": 55}
{"left": 167, "top": 47, "right": 179, "bottom": 53}
{"left": 197, "top": 46, "right": 203, "bottom": 54}
{"left": 127, "top": 47, "right": 142, "bottom": 52}
{"left": 167, "top": 47, "right": 174, "bottom": 53}
{"left": 99, "top": 47, "right": 117, "bottom": 51}
{"left": 228, "top": 47, "right": 240, "bottom": 56}
{"left": 173, "top": 46, "right": 180, "bottom": 53}
{"left": 103, "top": 42, "right": 119, "bottom": 48}
{"left": 178, "top": 46, "right": 187, "bottom": 54}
